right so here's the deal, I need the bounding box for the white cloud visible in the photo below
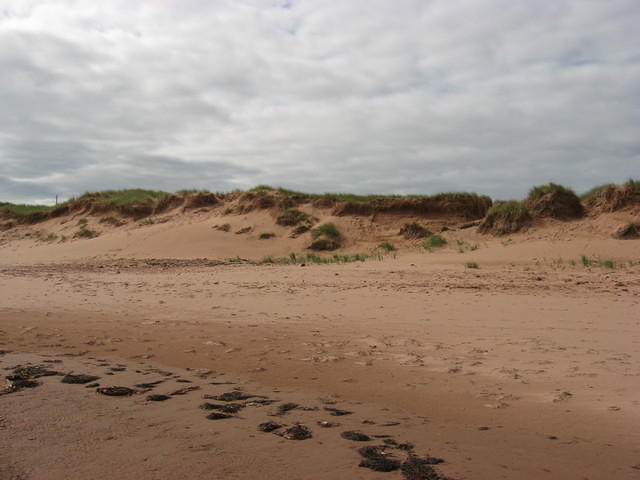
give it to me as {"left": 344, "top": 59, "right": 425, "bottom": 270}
{"left": 0, "top": 0, "right": 638, "bottom": 203}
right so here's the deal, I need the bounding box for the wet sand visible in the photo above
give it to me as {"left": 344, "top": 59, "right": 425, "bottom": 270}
{"left": 1, "top": 254, "right": 639, "bottom": 480}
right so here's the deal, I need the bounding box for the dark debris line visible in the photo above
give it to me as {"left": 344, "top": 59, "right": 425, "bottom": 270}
{"left": 2, "top": 361, "right": 458, "bottom": 479}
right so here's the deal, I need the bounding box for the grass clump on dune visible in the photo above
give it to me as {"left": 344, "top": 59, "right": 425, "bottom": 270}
{"left": 377, "top": 241, "right": 396, "bottom": 252}
{"left": 525, "top": 183, "right": 583, "bottom": 219}
{"left": 624, "top": 178, "right": 640, "bottom": 191}
{"left": 422, "top": 234, "right": 447, "bottom": 249}
{"left": 526, "top": 183, "right": 577, "bottom": 201}
{"left": 311, "top": 223, "right": 341, "bottom": 240}
{"left": 70, "top": 189, "right": 169, "bottom": 206}
{"left": 74, "top": 225, "right": 99, "bottom": 239}
{"left": 478, "top": 200, "right": 531, "bottom": 235}
{"left": 399, "top": 222, "right": 431, "bottom": 239}
{"left": 580, "top": 183, "right": 617, "bottom": 201}
{"left": 0, "top": 202, "right": 52, "bottom": 215}
{"left": 259, "top": 252, "right": 375, "bottom": 265}
{"left": 276, "top": 208, "right": 312, "bottom": 226}
{"left": 309, "top": 223, "right": 342, "bottom": 251}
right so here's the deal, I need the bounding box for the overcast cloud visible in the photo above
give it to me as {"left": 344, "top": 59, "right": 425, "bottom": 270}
{"left": 1, "top": 0, "right": 639, "bottom": 204}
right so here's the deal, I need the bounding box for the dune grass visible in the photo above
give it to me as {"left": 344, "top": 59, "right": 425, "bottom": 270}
{"left": 580, "top": 256, "right": 618, "bottom": 268}
{"left": 251, "top": 185, "right": 486, "bottom": 203}
{"left": 311, "top": 223, "right": 341, "bottom": 240}
{"left": 527, "top": 183, "right": 577, "bottom": 201}
{"left": 422, "top": 234, "right": 447, "bottom": 249}
{"left": 478, "top": 200, "right": 531, "bottom": 235}
{"left": 377, "top": 241, "right": 397, "bottom": 252}
{"left": 259, "top": 251, "right": 380, "bottom": 265}
{"left": 70, "top": 189, "right": 170, "bottom": 206}
{"left": 0, "top": 202, "right": 52, "bottom": 215}
{"left": 73, "top": 225, "right": 99, "bottom": 239}
{"left": 2, "top": 180, "right": 638, "bottom": 220}
{"left": 488, "top": 200, "right": 527, "bottom": 217}
{"left": 624, "top": 178, "right": 640, "bottom": 191}
{"left": 580, "top": 183, "right": 616, "bottom": 201}
{"left": 276, "top": 208, "right": 312, "bottom": 226}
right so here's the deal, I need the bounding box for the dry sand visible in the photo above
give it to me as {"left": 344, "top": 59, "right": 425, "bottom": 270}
{"left": 1, "top": 209, "right": 639, "bottom": 480}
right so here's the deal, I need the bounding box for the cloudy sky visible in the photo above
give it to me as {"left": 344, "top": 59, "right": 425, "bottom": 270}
{"left": 1, "top": 0, "right": 639, "bottom": 204}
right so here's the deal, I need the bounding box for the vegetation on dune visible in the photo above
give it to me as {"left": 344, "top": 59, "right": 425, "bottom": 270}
{"left": 252, "top": 184, "right": 488, "bottom": 204}
{"left": 276, "top": 208, "right": 312, "bottom": 226}
{"left": 581, "top": 255, "right": 620, "bottom": 269}
{"left": 309, "top": 223, "right": 342, "bottom": 251}
{"left": 99, "top": 216, "right": 126, "bottom": 227}
{"left": 624, "top": 178, "right": 640, "bottom": 191}
{"left": 311, "top": 223, "right": 341, "bottom": 240}
{"left": 526, "top": 183, "right": 577, "bottom": 201}
{"left": 175, "top": 189, "right": 212, "bottom": 195}
{"left": 377, "top": 241, "right": 397, "bottom": 252}
{"left": 2, "top": 181, "right": 638, "bottom": 245}
{"left": 0, "top": 202, "right": 52, "bottom": 215}
{"left": 465, "top": 262, "right": 479, "bottom": 269}
{"left": 478, "top": 200, "right": 531, "bottom": 235}
{"left": 73, "top": 225, "right": 99, "bottom": 239}
{"left": 259, "top": 251, "right": 382, "bottom": 265}
{"left": 422, "top": 234, "right": 447, "bottom": 249}
{"left": 399, "top": 222, "right": 432, "bottom": 239}
{"left": 582, "top": 178, "right": 640, "bottom": 214}
{"left": 613, "top": 221, "right": 640, "bottom": 239}
{"left": 69, "top": 189, "right": 170, "bottom": 206}
{"left": 525, "top": 182, "right": 583, "bottom": 219}
{"left": 580, "top": 183, "right": 617, "bottom": 201}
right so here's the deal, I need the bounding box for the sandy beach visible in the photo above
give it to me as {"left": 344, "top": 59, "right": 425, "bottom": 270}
{"left": 1, "top": 198, "right": 639, "bottom": 480}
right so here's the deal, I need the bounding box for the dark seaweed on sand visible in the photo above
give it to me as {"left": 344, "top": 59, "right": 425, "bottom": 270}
{"left": 358, "top": 446, "right": 401, "bottom": 472}
{"left": 211, "top": 391, "right": 263, "bottom": 402}
{"left": 206, "top": 412, "right": 233, "bottom": 420}
{"left": 341, "top": 431, "right": 371, "bottom": 441}
{"left": 258, "top": 421, "right": 283, "bottom": 432}
{"left": 199, "top": 402, "right": 244, "bottom": 413}
{"left": 61, "top": 374, "right": 100, "bottom": 384}
{"left": 147, "top": 394, "right": 171, "bottom": 401}
{"left": 401, "top": 455, "right": 451, "bottom": 480}
{"left": 275, "top": 402, "right": 299, "bottom": 415}
{"left": 280, "top": 424, "right": 312, "bottom": 440}
{"left": 96, "top": 386, "right": 137, "bottom": 396}
{"left": 324, "top": 407, "right": 353, "bottom": 416}
{"left": 135, "top": 380, "right": 165, "bottom": 389}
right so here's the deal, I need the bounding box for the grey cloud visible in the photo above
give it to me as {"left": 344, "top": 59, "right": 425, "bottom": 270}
{"left": 0, "top": 0, "right": 638, "bottom": 204}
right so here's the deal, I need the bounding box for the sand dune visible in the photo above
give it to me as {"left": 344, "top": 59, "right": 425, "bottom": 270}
{"left": 1, "top": 188, "right": 639, "bottom": 479}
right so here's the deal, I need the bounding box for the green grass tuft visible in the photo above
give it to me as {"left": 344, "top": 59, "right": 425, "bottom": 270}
{"left": 311, "top": 223, "right": 341, "bottom": 240}
{"left": 276, "top": 208, "right": 312, "bottom": 226}
{"left": 0, "top": 202, "right": 52, "bottom": 215}
{"left": 69, "top": 189, "right": 169, "bottom": 206}
{"left": 377, "top": 241, "right": 396, "bottom": 252}
{"left": 465, "top": 262, "right": 479, "bottom": 269}
{"left": 74, "top": 225, "right": 99, "bottom": 239}
{"left": 423, "top": 234, "right": 447, "bottom": 249}
{"left": 527, "top": 183, "right": 576, "bottom": 201}
{"left": 580, "top": 183, "right": 616, "bottom": 200}
{"left": 581, "top": 255, "right": 593, "bottom": 267}
{"left": 624, "top": 178, "right": 640, "bottom": 191}
{"left": 259, "top": 252, "right": 374, "bottom": 265}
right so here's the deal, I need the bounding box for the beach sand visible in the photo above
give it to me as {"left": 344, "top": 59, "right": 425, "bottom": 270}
{"left": 1, "top": 204, "right": 639, "bottom": 479}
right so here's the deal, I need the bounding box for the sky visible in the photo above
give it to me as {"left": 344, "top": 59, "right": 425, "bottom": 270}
{"left": 1, "top": 0, "right": 639, "bottom": 204}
